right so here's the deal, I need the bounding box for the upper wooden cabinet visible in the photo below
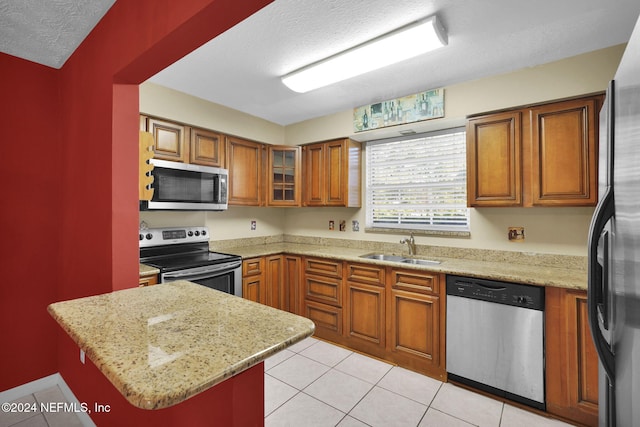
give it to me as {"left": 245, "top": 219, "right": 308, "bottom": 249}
{"left": 530, "top": 98, "right": 599, "bottom": 206}
{"left": 466, "top": 111, "right": 523, "bottom": 207}
{"left": 302, "top": 138, "right": 361, "bottom": 207}
{"left": 190, "top": 127, "right": 225, "bottom": 167}
{"left": 142, "top": 116, "right": 225, "bottom": 168}
{"left": 226, "top": 136, "right": 264, "bottom": 206}
{"left": 466, "top": 95, "right": 601, "bottom": 207}
{"left": 146, "top": 117, "right": 187, "bottom": 162}
{"left": 267, "top": 146, "right": 301, "bottom": 207}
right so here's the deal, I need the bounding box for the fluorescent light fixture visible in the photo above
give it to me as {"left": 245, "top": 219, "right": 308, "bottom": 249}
{"left": 281, "top": 15, "right": 448, "bottom": 93}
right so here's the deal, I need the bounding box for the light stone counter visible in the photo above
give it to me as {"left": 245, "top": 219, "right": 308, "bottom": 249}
{"left": 47, "top": 281, "right": 315, "bottom": 410}
{"left": 221, "top": 242, "right": 587, "bottom": 290}
{"left": 139, "top": 263, "right": 160, "bottom": 276}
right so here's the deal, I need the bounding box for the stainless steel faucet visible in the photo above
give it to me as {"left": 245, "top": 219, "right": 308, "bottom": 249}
{"left": 400, "top": 232, "right": 416, "bottom": 256}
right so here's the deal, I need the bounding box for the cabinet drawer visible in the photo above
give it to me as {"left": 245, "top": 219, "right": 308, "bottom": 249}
{"left": 304, "top": 300, "right": 342, "bottom": 335}
{"left": 346, "top": 263, "right": 385, "bottom": 286}
{"left": 391, "top": 270, "right": 439, "bottom": 294}
{"left": 304, "top": 274, "right": 342, "bottom": 307}
{"left": 304, "top": 257, "right": 343, "bottom": 279}
{"left": 138, "top": 274, "right": 158, "bottom": 287}
{"left": 243, "top": 257, "right": 264, "bottom": 276}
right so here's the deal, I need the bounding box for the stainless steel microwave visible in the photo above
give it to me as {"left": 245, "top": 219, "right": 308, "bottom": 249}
{"left": 140, "top": 159, "right": 228, "bottom": 211}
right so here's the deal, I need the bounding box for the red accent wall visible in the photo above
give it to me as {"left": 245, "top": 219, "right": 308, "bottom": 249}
{"left": 0, "top": 55, "right": 61, "bottom": 389}
{"left": 1, "top": 0, "right": 273, "bottom": 396}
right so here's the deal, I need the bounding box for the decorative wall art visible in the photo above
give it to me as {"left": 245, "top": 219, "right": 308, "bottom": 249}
{"left": 353, "top": 88, "right": 444, "bottom": 132}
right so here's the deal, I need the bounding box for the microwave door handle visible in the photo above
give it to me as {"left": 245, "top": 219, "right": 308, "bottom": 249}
{"left": 587, "top": 186, "right": 615, "bottom": 379}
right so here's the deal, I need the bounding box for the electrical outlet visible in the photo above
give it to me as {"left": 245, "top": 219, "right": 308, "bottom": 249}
{"left": 250, "top": 220, "right": 256, "bottom": 231}
{"left": 508, "top": 227, "right": 525, "bottom": 242}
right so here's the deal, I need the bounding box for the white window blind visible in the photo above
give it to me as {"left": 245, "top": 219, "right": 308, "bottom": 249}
{"left": 366, "top": 128, "right": 469, "bottom": 232}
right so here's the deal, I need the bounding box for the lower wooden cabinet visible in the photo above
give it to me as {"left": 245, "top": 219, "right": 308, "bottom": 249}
{"left": 242, "top": 257, "right": 265, "bottom": 304}
{"left": 303, "top": 257, "right": 344, "bottom": 341}
{"left": 387, "top": 269, "right": 446, "bottom": 381}
{"left": 243, "top": 255, "right": 302, "bottom": 314}
{"left": 138, "top": 274, "right": 158, "bottom": 287}
{"left": 546, "top": 287, "right": 599, "bottom": 427}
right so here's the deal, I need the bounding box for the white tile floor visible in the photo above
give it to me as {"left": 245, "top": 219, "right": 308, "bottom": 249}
{"left": 265, "top": 337, "right": 574, "bottom": 427}
{"left": 2, "top": 338, "right": 574, "bottom": 427}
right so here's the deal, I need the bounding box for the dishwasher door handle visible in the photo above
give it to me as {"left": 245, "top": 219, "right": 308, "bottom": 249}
{"left": 455, "top": 281, "right": 507, "bottom": 292}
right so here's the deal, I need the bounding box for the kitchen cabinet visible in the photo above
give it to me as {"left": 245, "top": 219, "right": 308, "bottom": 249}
{"left": 546, "top": 287, "right": 598, "bottom": 427}
{"left": 267, "top": 146, "right": 301, "bottom": 207}
{"left": 189, "top": 127, "right": 225, "bottom": 167}
{"left": 467, "top": 95, "right": 601, "bottom": 207}
{"left": 138, "top": 273, "right": 158, "bottom": 287}
{"left": 242, "top": 254, "right": 302, "bottom": 314}
{"left": 141, "top": 116, "right": 225, "bottom": 167}
{"left": 242, "top": 257, "right": 265, "bottom": 304}
{"left": 345, "top": 263, "right": 386, "bottom": 357}
{"left": 226, "top": 136, "right": 264, "bottom": 206}
{"left": 145, "top": 117, "right": 187, "bottom": 162}
{"left": 302, "top": 138, "right": 361, "bottom": 207}
{"left": 265, "top": 255, "right": 284, "bottom": 309}
{"left": 530, "top": 98, "right": 599, "bottom": 206}
{"left": 303, "top": 257, "right": 344, "bottom": 339}
{"left": 387, "top": 269, "right": 446, "bottom": 381}
{"left": 283, "top": 255, "right": 303, "bottom": 315}
{"left": 466, "top": 111, "right": 523, "bottom": 206}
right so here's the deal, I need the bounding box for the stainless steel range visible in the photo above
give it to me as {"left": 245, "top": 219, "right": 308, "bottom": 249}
{"left": 139, "top": 226, "right": 242, "bottom": 297}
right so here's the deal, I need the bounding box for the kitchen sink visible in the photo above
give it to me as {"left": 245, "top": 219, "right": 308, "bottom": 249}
{"left": 401, "top": 258, "right": 441, "bottom": 266}
{"left": 359, "top": 253, "right": 405, "bottom": 262}
{"left": 359, "top": 253, "right": 441, "bottom": 265}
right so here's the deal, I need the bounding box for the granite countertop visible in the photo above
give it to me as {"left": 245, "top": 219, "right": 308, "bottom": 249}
{"left": 47, "top": 281, "right": 315, "bottom": 410}
{"left": 223, "top": 242, "right": 588, "bottom": 290}
{"left": 139, "top": 263, "right": 160, "bottom": 276}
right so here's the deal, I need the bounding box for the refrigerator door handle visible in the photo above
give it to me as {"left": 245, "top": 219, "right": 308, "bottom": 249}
{"left": 588, "top": 186, "right": 615, "bottom": 380}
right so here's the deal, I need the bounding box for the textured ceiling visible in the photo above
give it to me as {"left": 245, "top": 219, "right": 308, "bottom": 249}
{"left": 2, "top": 0, "right": 640, "bottom": 126}
{"left": 0, "top": 0, "right": 115, "bottom": 68}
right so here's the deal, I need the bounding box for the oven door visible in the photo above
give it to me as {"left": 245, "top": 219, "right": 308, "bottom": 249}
{"left": 161, "top": 260, "right": 242, "bottom": 298}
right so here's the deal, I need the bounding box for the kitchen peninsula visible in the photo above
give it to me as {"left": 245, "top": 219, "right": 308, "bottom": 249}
{"left": 48, "top": 280, "right": 314, "bottom": 426}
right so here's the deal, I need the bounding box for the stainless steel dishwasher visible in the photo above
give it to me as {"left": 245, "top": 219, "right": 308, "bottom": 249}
{"left": 446, "top": 275, "right": 545, "bottom": 410}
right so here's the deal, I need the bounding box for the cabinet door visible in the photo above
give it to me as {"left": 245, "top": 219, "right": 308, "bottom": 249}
{"left": 265, "top": 255, "right": 284, "bottom": 309}
{"left": 283, "top": 255, "right": 302, "bottom": 315}
{"left": 226, "top": 136, "right": 264, "bottom": 206}
{"left": 190, "top": 127, "right": 225, "bottom": 167}
{"left": 388, "top": 290, "right": 440, "bottom": 363}
{"left": 325, "top": 140, "right": 347, "bottom": 206}
{"left": 346, "top": 281, "right": 385, "bottom": 348}
{"left": 147, "top": 117, "right": 187, "bottom": 162}
{"left": 243, "top": 258, "right": 265, "bottom": 304}
{"left": 267, "top": 146, "right": 301, "bottom": 206}
{"left": 546, "top": 287, "right": 598, "bottom": 427}
{"left": 466, "top": 111, "right": 522, "bottom": 206}
{"left": 303, "top": 143, "right": 325, "bottom": 206}
{"left": 530, "top": 98, "right": 599, "bottom": 206}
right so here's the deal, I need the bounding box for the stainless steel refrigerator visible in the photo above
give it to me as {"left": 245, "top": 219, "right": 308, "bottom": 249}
{"left": 588, "top": 12, "right": 640, "bottom": 427}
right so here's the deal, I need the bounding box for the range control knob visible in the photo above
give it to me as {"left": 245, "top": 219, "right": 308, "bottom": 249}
{"left": 194, "top": 230, "right": 200, "bottom": 236}
{"left": 188, "top": 231, "right": 193, "bottom": 237}
{"left": 201, "top": 230, "right": 207, "bottom": 236}
{"left": 139, "top": 234, "right": 144, "bottom": 241}
{"left": 145, "top": 233, "right": 153, "bottom": 240}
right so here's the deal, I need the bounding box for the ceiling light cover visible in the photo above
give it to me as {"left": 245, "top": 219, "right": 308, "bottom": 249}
{"left": 282, "top": 15, "right": 448, "bottom": 93}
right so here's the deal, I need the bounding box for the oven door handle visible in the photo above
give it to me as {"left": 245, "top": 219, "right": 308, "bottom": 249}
{"left": 162, "top": 260, "right": 242, "bottom": 280}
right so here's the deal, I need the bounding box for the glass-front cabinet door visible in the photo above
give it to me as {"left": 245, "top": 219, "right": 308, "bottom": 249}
{"left": 267, "top": 146, "right": 301, "bottom": 206}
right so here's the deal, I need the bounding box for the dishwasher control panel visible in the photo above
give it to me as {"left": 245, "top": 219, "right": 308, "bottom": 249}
{"left": 445, "top": 275, "right": 544, "bottom": 310}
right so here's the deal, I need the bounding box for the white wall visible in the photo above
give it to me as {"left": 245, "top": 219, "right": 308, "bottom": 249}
{"left": 139, "top": 45, "right": 625, "bottom": 256}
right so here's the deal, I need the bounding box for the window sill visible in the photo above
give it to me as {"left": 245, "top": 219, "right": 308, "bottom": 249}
{"left": 364, "top": 227, "right": 471, "bottom": 238}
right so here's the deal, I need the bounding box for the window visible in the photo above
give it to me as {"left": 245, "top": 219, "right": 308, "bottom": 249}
{"left": 366, "top": 128, "right": 469, "bottom": 232}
